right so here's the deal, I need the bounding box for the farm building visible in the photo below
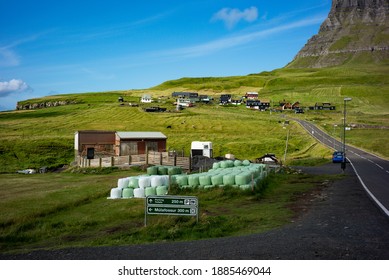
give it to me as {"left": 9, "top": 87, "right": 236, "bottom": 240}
{"left": 172, "top": 92, "right": 198, "bottom": 99}
{"left": 115, "top": 131, "right": 167, "bottom": 156}
{"left": 219, "top": 94, "right": 232, "bottom": 105}
{"left": 245, "top": 92, "right": 258, "bottom": 99}
{"left": 74, "top": 130, "right": 167, "bottom": 159}
{"left": 140, "top": 94, "right": 153, "bottom": 103}
{"left": 309, "top": 102, "right": 336, "bottom": 110}
{"left": 246, "top": 99, "right": 271, "bottom": 110}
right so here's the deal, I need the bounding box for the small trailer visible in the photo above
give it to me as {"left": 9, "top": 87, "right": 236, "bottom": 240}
{"left": 191, "top": 141, "right": 213, "bottom": 158}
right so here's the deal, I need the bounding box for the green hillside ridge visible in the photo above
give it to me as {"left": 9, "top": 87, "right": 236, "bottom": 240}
{"left": 1, "top": 64, "right": 388, "bottom": 173}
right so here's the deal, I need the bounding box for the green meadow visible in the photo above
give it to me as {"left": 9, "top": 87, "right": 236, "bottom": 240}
{"left": 0, "top": 63, "right": 388, "bottom": 253}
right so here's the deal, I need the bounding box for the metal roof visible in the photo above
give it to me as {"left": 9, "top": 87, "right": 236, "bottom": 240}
{"left": 116, "top": 131, "right": 167, "bottom": 139}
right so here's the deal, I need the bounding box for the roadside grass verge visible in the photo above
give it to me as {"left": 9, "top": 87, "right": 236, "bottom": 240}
{"left": 0, "top": 169, "right": 339, "bottom": 254}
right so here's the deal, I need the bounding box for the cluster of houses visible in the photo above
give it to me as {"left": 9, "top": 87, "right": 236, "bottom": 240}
{"left": 132, "top": 91, "right": 336, "bottom": 113}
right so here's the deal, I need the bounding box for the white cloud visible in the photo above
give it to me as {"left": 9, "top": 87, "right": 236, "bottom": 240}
{"left": 158, "top": 15, "right": 326, "bottom": 58}
{"left": 0, "top": 79, "right": 32, "bottom": 96}
{"left": 212, "top": 6, "right": 258, "bottom": 29}
{"left": 0, "top": 47, "right": 20, "bottom": 67}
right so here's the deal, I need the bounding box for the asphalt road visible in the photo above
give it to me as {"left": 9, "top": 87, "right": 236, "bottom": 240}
{"left": 294, "top": 118, "right": 389, "bottom": 217}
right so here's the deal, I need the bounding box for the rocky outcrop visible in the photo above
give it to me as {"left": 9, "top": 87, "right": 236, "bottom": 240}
{"left": 288, "top": 0, "right": 389, "bottom": 68}
{"left": 16, "top": 100, "right": 77, "bottom": 110}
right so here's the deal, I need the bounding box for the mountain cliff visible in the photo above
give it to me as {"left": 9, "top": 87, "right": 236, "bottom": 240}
{"left": 288, "top": 0, "right": 389, "bottom": 68}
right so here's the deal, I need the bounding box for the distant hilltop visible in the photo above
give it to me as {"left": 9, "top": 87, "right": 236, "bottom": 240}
{"left": 288, "top": 0, "right": 389, "bottom": 68}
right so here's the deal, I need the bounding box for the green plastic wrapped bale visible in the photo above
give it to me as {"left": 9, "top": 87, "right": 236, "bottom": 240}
{"left": 176, "top": 175, "right": 188, "bottom": 186}
{"left": 235, "top": 172, "right": 251, "bottom": 185}
{"left": 242, "top": 160, "right": 251, "bottom": 166}
{"left": 158, "top": 166, "right": 168, "bottom": 175}
{"left": 234, "top": 160, "right": 242, "bottom": 167}
{"left": 128, "top": 177, "right": 139, "bottom": 188}
{"left": 188, "top": 175, "right": 200, "bottom": 187}
{"left": 211, "top": 174, "right": 223, "bottom": 185}
{"left": 212, "top": 162, "right": 220, "bottom": 169}
{"left": 145, "top": 186, "right": 157, "bottom": 196}
{"left": 223, "top": 174, "right": 235, "bottom": 186}
{"left": 156, "top": 185, "right": 168, "bottom": 195}
{"left": 147, "top": 166, "right": 158, "bottom": 175}
{"left": 199, "top": 175, "right": 212, "bottom": 186}
{"left": 220, "top": 161, "right": 229, "bottom": 168}
{"left": 167, "top": 166, "right": 182, "bottom": 175}
{"left": 122, "top": 188, "right": 134, "bottom": 198}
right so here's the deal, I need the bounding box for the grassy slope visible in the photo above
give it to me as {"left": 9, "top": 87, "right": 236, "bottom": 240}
{"left": 1, "top": 64, "right": 388, "bottom": 172}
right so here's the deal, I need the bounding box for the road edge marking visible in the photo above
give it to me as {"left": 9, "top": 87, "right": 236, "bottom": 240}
{"left": 349, "top": 158, "right": 389, "bottom": 217}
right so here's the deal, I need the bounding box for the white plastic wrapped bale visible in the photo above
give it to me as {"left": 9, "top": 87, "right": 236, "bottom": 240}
{"left": 110, "top": 188, "right": 122, "bottom": 199}
{"left": 117, "top": 178, "right": 129, "bottom": 189}
{"left": 134, "top": 187, "right": 145, "bottom": 198}
{"left": 122, "top": 188, "right": 134, "bottom": 198}
{"left": 156, "top": 185, "right": 168, "bottom": 195}
{"left": 138, "top": 176, "right": 151, "bottom": 188}
{"left": 150, "top": 175, "right": 165, "bottom": 187}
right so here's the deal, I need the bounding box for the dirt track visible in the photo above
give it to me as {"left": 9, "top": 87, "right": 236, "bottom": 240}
{"left": 2, "top": 163, "right": 389, "bottom": 260}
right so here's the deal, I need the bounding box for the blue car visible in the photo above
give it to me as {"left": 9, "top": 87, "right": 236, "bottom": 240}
{"left": 332, "top": 151, "right": 344, "bottom": 163}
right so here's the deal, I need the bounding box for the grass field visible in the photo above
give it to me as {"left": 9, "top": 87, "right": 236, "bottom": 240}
{"left": 0, "top": 168, "right": 340, "bottom": 254}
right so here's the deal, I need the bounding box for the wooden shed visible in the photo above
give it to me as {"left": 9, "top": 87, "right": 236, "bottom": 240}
{"left": 115, "top": 131, "right": 167, "bottom": 156}
{"left": 74, "top": 130, "right": 116, "bottom": 159}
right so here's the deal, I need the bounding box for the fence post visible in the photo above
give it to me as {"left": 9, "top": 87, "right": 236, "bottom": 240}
{"left": 159, "top": 152, "right": 163, "bottom": 165}
{"left": 146, "top": 147, "right": 149, "bottom": 165}
{"left": 128, "top": 153, "right": 131, "bottom": 165}
{"left": 174, "top": 154, "right": 177, "bottom": 166}
{"left": 111, "top": 156, "right": 114, "bottom": 167}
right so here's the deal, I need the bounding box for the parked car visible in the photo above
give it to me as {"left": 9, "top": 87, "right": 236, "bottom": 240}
{"left": 332, "top": 151, "right": 344, "bottom": 163}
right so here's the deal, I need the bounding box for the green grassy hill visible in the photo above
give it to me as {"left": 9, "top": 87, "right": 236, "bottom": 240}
{"left": 1, "top": 64, "right": 388, "bottom": 173}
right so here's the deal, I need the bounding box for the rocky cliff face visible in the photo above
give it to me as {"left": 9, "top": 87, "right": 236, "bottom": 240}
{"left": 288, "top": 0, "right": 389, "bottom": 68}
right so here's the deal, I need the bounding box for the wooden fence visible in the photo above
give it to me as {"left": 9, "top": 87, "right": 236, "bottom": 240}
{"left": 76, "top": 151, "right": 191, "bottom": 170}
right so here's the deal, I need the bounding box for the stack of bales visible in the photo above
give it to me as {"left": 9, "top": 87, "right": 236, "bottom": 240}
{"left": 109, "top": 174, "right": 170, "bottom": 199}
{"left": 171, "top": 160, "right": 268, "bottom": 190}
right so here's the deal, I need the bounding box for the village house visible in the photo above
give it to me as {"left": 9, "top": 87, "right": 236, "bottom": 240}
{"left": 219, "top": 94, "right": 232, "bottom": 105}
{"left": 245, "top": 92, "right": 259, "bottom": 100}
{"left": 140, "top": 94, "right": 153, "bottom": 103}
{"left": 74, "top": 130, "right": 167, "bottom": 159}
{"left": 308, "top": 102, "right": 336, "bottom": 110}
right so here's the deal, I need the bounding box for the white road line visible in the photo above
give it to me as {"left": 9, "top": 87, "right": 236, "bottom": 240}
{"left": 376, "top": 164, "right": 384, "bottom": 170}
{"left": 349, "top": 159, "right": 389, "bottom": 217}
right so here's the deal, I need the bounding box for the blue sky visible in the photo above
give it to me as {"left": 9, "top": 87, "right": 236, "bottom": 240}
{"left": 0, "top": 0, "right": 331, "bottom": 111}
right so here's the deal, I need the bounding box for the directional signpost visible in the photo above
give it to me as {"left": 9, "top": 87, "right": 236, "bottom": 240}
{"left": 145, "top": 195, "right": 198, "bottom": 226}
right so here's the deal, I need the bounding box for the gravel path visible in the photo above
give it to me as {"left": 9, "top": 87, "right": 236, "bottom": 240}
{"left": 2, "top": 163, "right": 389, "bottom": 260}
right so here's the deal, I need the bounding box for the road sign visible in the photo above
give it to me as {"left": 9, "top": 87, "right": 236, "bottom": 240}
{"left": 147, "top": 196, "right": 198, "bottom": 206}
{"left": 147, "top": 206, "right": 197, "bottom": 216}
{"left": 145, "top": 195, "right": 199, "bottom": 226}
